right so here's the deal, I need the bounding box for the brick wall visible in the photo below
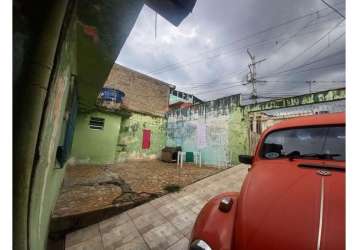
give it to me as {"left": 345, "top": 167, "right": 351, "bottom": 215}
{"left": 102, "top": 64, "right": 173, "bottom": 117}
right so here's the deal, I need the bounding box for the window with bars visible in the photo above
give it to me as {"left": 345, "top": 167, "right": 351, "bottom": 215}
{"left": 89, "top": 117, "right": 105, "bottom": 130}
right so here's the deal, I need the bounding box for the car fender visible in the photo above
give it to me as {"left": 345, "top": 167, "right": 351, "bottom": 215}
{"left": 190, "top": 192, "right": 240, "bottom": 250}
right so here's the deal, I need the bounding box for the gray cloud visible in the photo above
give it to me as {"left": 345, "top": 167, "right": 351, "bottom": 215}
{"left": 116, "top": 0, "right": 345, "bottom": 102}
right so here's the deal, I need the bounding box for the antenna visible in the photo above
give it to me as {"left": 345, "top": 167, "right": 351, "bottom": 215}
{"left": 246, "top": 49, "right": 267, "bottom": 103}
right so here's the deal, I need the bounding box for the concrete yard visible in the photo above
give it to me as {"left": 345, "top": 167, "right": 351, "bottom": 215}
{"left": 65, "top": 165, "right": 248, "bottom": 250}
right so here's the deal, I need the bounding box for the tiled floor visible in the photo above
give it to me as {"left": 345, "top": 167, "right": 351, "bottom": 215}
{"left": 65, "top": 165, "right": 248, "bottom": 250}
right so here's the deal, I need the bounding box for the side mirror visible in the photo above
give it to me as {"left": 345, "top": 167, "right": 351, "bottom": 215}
{"left": 239, "top": 155, "right": 253, "bottom": 164}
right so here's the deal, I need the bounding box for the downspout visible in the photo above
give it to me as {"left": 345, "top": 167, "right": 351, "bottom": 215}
{"left": 13, "top": 1, "right": 69, "bottom": 250}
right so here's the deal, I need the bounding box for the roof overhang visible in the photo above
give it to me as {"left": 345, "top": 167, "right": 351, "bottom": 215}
{"left": 76, "top": 0, "right": 196, "bottom": 111}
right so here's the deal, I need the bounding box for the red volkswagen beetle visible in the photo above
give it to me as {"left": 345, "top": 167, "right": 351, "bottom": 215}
{"left": 190, "top": 112, "right": 345, "bottom": 250}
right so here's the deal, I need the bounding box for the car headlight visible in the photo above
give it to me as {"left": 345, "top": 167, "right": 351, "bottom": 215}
{"left": 189, "top": 239, "right": 212, "bottom": 250}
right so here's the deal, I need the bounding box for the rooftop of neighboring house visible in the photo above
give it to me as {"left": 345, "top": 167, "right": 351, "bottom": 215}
{"left": 97, "top": 64, "right": 176, "bottom": 117}
{"left": 169, "top": 89, "right": 203, "bottom": 105}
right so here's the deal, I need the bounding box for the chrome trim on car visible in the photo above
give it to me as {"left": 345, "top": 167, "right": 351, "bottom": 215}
{"left": 317, "top": 177, "right": 325, "bottom": 250}
{"left": 190, "top": 239, "right": 212, "bottom": 250}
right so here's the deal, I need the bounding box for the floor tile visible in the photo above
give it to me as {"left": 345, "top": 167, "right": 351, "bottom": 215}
{"left": 133, "top": 210, "right": 167, "bottom": 234}
{"left": 142, "top": 222, "right": 183, "bottom": 250}
{"left": 115, "top": 236, "right": 149, "bottom": 250}
{"left": 101, "top": 220, "right": 140, "bottom": 250}
{"left": 166, "top": 238, "right": 189, "bottom": 250}
{"left": 66, "top": 224, "right": 100, "bottom": 248}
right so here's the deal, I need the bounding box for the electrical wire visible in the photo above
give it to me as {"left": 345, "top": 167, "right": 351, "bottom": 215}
{"left": 148, "top": 12, "right": 343, "bottom": 76}
{"left": 146, "top": 3, "right": 344, "bottom": 75}
{"left": 264, "top": 19, "right": 345, "bottom": 77}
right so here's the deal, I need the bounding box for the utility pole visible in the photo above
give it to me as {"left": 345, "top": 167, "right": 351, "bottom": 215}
{"left": 306, "top": 80, "right": 317, "bottom": 94}
{"left": 246, "top": 49, "right": 266, "bottom": 103}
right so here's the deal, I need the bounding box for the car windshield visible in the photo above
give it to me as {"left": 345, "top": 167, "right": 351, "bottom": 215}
{"left": 260, "top": 126, "right": 345, "bottom": 161}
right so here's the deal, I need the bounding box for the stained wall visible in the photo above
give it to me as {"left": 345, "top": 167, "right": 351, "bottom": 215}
{"left": 166, "top": 88, "right": 345, "bottom": 166}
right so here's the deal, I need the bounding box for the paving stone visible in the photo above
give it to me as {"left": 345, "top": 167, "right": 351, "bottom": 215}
{"left": 127, "top": 202, "right": 154, "bottom": 219}
{"left": 99, "top": 212, "right": 131, "bottom": 234}
{"left": 150, "top": 195, "right": 175, "bottom": 209}
{"left": 66, "top": 224, "right": 101, "bottom": 248}
{"left": 115, "top": 236, "right": 149, "bottom": 250}
{"left": 133, "top": 210, "right": 167, "bottom": 234}
{"left": 101, "top": 220, "right": 141, "bottom": 250}
{"left": 191, "top": 202, "right": 206, "bottom": 214}
{"left": 142, "top": 222, "right": 183, "bottom": 250}
{"left": 166, "top": 238, "right": 190, "bottom": 250}
{"left": 66, "top": 236, "right": 103, "bottom": 250}
{"left": 158, "top": 201, "right": 187, "bottom": 219}
{"left": 168, "top": 210, "right": 197, "bottom": 235}
{"left": 177, "top": 195, "right": 197, "bottom": 208}
{"left": 169, "top": 191, "right": 187, "bottom": 201}
{"left": 65, "top": 166, "right": 249, "bottom": 250}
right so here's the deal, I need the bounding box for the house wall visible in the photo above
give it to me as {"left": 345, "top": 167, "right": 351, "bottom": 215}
{"left": 166, "top": 88, "right": 345, "bottom": 166}
{"left": 71, "top": 111, "right": 166, "bottom": 164}
{"left": 116, "top": 113, "right": 167, "bottom": 162}
{"left": 103, "top": 64, "right": 172, "bottom": 117}
{"left": 13, "top": 1, "right": 196, "bottom": 249}
{"left": 167, "top": 95, "right": 244, "bottom": 166}
{"left": 71, "top": 111, "right": 122, "bottom": 164}
{"left": 26, "top": 3, "right": 78, "bottom": 250}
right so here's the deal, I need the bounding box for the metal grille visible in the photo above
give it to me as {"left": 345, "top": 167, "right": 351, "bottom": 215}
{"left": 89, "top": 117, "right": 105, "bottom": 130}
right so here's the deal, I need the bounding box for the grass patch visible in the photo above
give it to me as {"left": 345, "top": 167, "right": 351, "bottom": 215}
{"left": 164, "top": 184, "right": 181, "bottom": 193}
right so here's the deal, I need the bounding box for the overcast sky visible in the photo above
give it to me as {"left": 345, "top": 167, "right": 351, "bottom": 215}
{"left": 116, "top": 0, "right": 345, "bottom": 102}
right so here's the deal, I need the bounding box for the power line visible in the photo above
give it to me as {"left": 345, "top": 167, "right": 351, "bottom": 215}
{"left": 267, "top": 62, "right": 344, "bottom": 76}
{"left": 190, "top": 77, "right": 345, "bottom": 96}
{"left": 264, "top": 20, "right": 345, "bottom": 76}
{"left": 177, "top": 34, "right": 344, "bottom": 91}
{"left": 263, "top": 47, "right": 345, "bottom": 78}
{"left": 149, "top": 14, "right": 342, "bottom": 76}
{"left": 321, "top": 0, "right": 345, "bottom": 18}
{"left": 146, "top": 3, "right": 345, "bottom": 75}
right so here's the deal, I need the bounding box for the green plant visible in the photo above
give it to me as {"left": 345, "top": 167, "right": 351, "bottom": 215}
{"left": 164, "top": 184, "right": 181, "bottom": 193}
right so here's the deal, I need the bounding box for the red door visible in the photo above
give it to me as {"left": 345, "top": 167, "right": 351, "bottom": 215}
{"left": 142, "top": 129, "right": 151, "bottom": 149}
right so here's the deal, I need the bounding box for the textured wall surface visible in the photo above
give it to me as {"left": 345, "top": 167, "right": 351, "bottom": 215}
{"left": 167, "top": 95, "right": 242, "bottom": 166}
{"left": 27, "top": 6, "right": 77, "bottom": 250}
{"left": 116, "top": 113, "right": 167, "bottom": 162}
{"left": 71, "top": 111, "right": 166, "bottom": 164}
{"left": 103, "top": 64, "right": 172, "bottom": 117}
{"left": 166, "top": 89, "right": 345, "bottom": 166}
{"left": 71, "top": 111, "right": 122, "bottom": 164}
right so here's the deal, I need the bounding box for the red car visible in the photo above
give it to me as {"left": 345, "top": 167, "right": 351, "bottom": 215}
{"left": 190, "top": 112, "right": 345, "bottom": 250}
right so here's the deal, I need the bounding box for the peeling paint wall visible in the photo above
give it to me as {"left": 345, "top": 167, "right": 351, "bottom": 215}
{"left": 167, "top": 95, "right": 242, "bottom": 166}
{"left": 166, "top": 89, "right": 345, "bottom": 166}
{"left": 71, "top": 111, "right": 166, "bottom": 164}
{"left": 116, "top": 113, "right": 167, "bottom": 162}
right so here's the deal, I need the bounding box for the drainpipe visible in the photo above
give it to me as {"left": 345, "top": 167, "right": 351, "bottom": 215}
{"left": 13, "top": 1, "right": 69, "bottom": 250}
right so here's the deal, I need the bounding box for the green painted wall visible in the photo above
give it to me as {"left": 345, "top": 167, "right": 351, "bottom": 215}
{"left": 27, "top": 3, "right": 77, "bottom": 250}
{"left": 71, "top": 111, "right": 167, "bottom": 164}
{"left": 116, "top": 113, "right": 167, "bottom": 162}
{"left": 71, "top": 112, "right": 122, "bottom": 164}
{"left": 228, "top": 107, "right": 250, "bottom": 164}
{"left": 167, "top": 89, "right": 345, "bottom": 166}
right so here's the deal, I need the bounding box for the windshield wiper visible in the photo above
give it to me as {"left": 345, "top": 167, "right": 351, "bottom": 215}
{"left": 286, "top": 151, "right": 340, "bottom": 161}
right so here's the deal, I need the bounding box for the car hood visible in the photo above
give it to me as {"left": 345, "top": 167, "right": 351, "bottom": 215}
{"left": 234, "top": 160, "right": 345, "bottom": 250}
